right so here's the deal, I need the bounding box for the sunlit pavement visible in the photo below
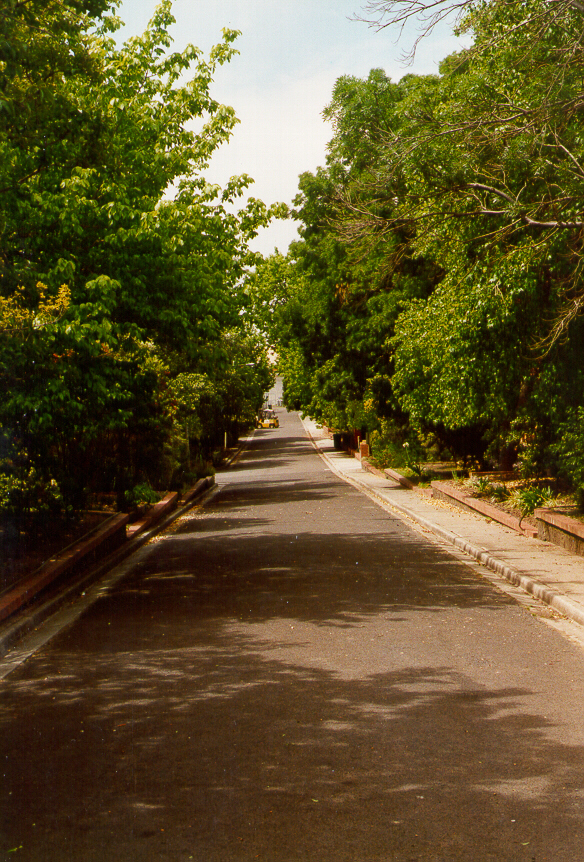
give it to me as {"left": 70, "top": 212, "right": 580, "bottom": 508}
{"left": 2, "top": 410, "right": 584, "bottom": 861}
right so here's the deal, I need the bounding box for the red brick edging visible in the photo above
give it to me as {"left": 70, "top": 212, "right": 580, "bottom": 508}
{"left": 384, "top": 467, "right": 416, "bottom": 490}
{"left": 431, "top": 481, "right": 538, "bottom": 538}
{"left": 360, "top": 459, "right": 386, "bottom": 479}
{"left": 0, "top": 513, "right": 129, "bottom": 623}
{"left": 126, "top": 492, "right": 179, "bottom": 538}
{"left": 0, "top": 476, "right": 215, "bottom": 624}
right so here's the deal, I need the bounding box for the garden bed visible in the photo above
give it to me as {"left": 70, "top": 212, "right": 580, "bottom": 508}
{"left": 380, "top": 462, "right": 457, "bottom": 490}
{"left": 431, "top": 480, "right": 539, "bottom": 538}
{"left": 371, "top": 462, "right": 584, "bottom": 554}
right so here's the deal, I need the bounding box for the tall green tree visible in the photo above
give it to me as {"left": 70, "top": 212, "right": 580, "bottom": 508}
{"left": 274, "top": 0, "right": 584, "bottom": 478}
{"left": 0, "top": 0, "right": 281, "bottom": 516}
{"left": 271, "top": 71, "right": 440, "bottom": 437}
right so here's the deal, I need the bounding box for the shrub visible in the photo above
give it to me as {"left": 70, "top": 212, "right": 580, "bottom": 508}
{"left": 489, "top": 483, "right": 510, "bottom": 503}
{"left": 123, "top": 483, "right": 160, "bottom": 510}
{"left": 510, "top": 486, "right": 556, "bottom": 522}
{"left": 469, "top": 477, "right": 493, "bottom": 496}
{"left": 0, "top": 472, "right": 65, "bottom": 517}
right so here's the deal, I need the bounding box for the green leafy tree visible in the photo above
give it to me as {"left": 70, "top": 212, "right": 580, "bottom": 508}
{"left": 0, "top": 0, "right": 281, "bottom": 517}
{"left": 294, "top": 2, "right": 584, "bottom": 471}
{"left": 271, "top": 71, "right": 439, "bottom": 445}
{"left": 266, "top": 0, "right": 584, "bottom": 482}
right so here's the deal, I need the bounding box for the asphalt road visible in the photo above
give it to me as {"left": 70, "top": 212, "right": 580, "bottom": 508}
{"left": 2, "top": 410, "right": 584, "bottom": 861}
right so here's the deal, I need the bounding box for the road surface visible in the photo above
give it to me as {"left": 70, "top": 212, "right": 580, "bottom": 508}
{"left": 1, "top": 410, "right": 584, "bottom": 861}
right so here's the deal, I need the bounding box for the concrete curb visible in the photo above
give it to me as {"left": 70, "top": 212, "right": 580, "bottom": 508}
{"left": 225, "top": 431, "right": 255, "bottom": 466}
{"left": 304, "top": 421, "right": 584, "bottom": 630}
{"left": 375, "top": 492, "right": 584, "bottom": 629}
{"left": 0, "top": 513, "right": 129, "bottom": 624}
{"left": 0, "top": 429, "right": 257, "bottom": 664}
{"left": 0, "top": 476, "right": 216, "bottom": 658}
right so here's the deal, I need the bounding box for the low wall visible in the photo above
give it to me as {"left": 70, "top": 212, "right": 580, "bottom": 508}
{"left": 0, "top": 513, "right": 129, "bottom": 623}
{"left": 126, "top": 492, "right": 179, "bottom": 538}
{"left": 384, "top": 468, "right": 416, "bottom": 490}
{"left": 0, "top": 476, "right": 215, "bottom": 624}
{"left": 535, "top": 508, "right": 584, "bottom": 557}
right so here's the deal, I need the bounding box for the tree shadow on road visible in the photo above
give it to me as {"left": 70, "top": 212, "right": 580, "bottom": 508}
{"left": 152, "top": 521, "right": 516, "bottom": 628}
{"left": 182, "top": 481, "right": 338, "bottom": 514}
{"left": 2, "top": 418, "right": 584, "bottom": 860}
{"left": 2, "top": 635, "right": 584, "bottom": 861}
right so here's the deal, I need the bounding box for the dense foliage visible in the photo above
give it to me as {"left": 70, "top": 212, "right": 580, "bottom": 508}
{"left": 270, "top": 0, "right": 584, "bottom": 493}
{"left": 0, "top": 0, "right": 279, "bottom": 520}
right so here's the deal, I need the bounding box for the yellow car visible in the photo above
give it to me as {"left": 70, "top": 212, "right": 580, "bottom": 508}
{"left": 259, "top": 410, "right": 279, "bottom": 429}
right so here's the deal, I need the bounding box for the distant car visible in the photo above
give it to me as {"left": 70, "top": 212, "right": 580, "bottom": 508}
{"left": 258, "top": 410, "right": 279, "bottom": 429}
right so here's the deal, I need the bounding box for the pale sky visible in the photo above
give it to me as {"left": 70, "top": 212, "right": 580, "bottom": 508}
{"left": 115, "top": 0, "right": 469, "bottom": 256}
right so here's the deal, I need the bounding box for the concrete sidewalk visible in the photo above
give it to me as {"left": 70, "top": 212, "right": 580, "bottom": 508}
{"left": 302, "top": 415, "right": 584, "bottom": 631}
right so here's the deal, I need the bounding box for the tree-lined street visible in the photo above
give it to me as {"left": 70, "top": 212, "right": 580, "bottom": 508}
{"left": 4, "top": 3, "right": 584, "bottom": 857}
{"left": 2, "top": 411, "right": 584, "bottom": 860}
